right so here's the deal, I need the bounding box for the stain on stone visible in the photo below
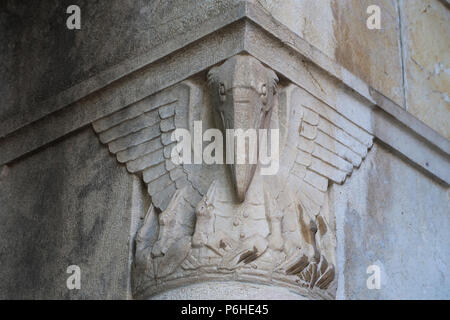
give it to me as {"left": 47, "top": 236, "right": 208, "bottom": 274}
{"left": 0, "top": 128, "right": 133, "bottom": 299}
{"left": 5, "top": 153, "right": 65, "bottom": 299}
{"left": 298, "top": 204, "right": 314, "bottom": 245}
{"left": 317, "top": 215, "right": 328, "bottom": 236}
{"left": 331, "top": 0, "right": 404, "bottom": 106}
{"left": 332, "top": 0, "right": 371, "bottom": 84}
{"left": 0, "top": 165, "right": 9, "bottom": 181}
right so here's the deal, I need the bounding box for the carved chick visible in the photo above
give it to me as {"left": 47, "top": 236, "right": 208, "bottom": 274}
{"left": 151, "top": 188, "right": 191, "bottom": 278}
{"left": 192, "top": 180, "right": 217, "bottom": 248}
{"left": 278, "top": 203, "right": 320, "bottom": 275}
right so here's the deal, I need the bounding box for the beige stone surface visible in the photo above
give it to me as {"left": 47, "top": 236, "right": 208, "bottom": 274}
{"left": 254, "top": 0, "right": 404, "bottom": 106}
{"left": 332, "top": 142, "right": 450, "bottom": 299}
{"left": 401, "top": 0, "right": 450, "bottom": 139}
{"left": 332, "top": 0, "right": 404, "bottom": 107}
{"left": 254, "top": 0, "right": 450, "bottom": 139}
{"left": 251, "top": 0, "right": 337, "bottom": 58}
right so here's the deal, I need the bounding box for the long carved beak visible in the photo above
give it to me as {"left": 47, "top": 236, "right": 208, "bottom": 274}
{"left": 222, "top": 87, "right": 262, "bottom": 202}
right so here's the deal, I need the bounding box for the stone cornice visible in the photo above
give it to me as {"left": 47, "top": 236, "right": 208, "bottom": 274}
{"left": 1, "top": 1, "right": 449, "bottom": 185}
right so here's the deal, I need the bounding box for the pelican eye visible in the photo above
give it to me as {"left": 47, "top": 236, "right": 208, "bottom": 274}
{"left": 219, "top": 83, "right": 226, "bottom": 96}
{"left": 261, "top": 84, "right": 267, "bottom": 96}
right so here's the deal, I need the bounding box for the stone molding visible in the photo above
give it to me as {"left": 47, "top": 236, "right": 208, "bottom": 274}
{"left": 0, "top": 1, "right": 448, "bottom": 187}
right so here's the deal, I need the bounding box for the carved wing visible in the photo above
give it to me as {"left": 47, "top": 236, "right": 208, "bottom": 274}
{"left": 92, "top": 81, "right": 206, "bottom": 213}
{"left": 278, "top": 84, "right": 374, "bottom": 218}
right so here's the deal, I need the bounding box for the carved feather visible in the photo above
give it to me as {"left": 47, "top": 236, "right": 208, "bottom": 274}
{"left": 279, "top": 84, "right": 373, "bottom": 218}
{"left": 92, "top": 81, "right": 206, "bottom": 215}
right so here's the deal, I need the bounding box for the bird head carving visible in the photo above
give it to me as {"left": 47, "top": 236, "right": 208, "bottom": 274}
{"left": 207, "top": 54, "right": 279, "bottom": 202}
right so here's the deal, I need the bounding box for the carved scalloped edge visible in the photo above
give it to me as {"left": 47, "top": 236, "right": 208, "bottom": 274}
{"left": 134, "top": 271, "right": 336, "bottom": 301}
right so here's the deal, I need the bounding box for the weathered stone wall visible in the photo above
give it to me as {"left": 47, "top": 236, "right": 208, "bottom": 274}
{"left": 2, "top": 1, "right": 448, "bottom": 138}
{"left": 400, "top": 0, "right": 450, "bottom": 139}
{"left": 0, "top": 127, "right": 137, "bottom": 299}
{"left": 254, "top": 0, "right": 450, "bottom": 139}
{"left": 0, "top": 0, "right": 448, "bottom": 300}
{"left": 332, "top": 142, "right": 450, "bottom": 299}
{"left": 0, "top": 0, "right": 241, "bottom": 128}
